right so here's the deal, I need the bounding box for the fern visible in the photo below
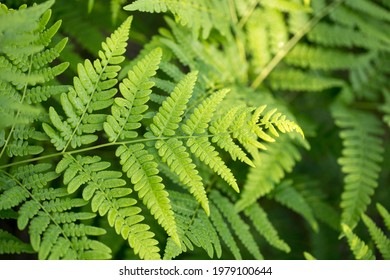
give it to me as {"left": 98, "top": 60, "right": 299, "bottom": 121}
{"left": 0, "top": 229, "right": 34, "bottom": 255}
{"left": 270, "top": 180, "right": 318, "bottom": 231}
{"left": 43, "top": 16, "right": 132, "bottom": 151}
{"left": 2, "top": 0, "right": 390, "bottom": 261}
{"left": 343, "top": 204, "right": 390, "bottom": 260}
{"left": 163, "top": 190, "right": 222, "bottom": 260}
{"left": 236, "top": 135, "right": 303, "bottom": 211}
{"left": 244, "top": 203, "right": 291, "bottom": 253}
{"left": 0, "top": 1, "right": 68, "bottom": 156}
{"left": 0, "top": 164, "right": 111, "bottom": 259}
{"left": 124, "top": 0, "right": 231, "bottom": 39}
{"left": 342, "top": 223, "right": 375, "bottom": 260}
{"left": 361, "top": 213, "right": 390, "bottom": 259}
{"left": 332, "top": 104, "right": 384, "bottom": 229}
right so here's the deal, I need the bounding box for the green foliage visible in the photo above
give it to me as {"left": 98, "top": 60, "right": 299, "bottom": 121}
{"left": 343, "top": 204, "right": 390, "bottom": 260}
{"left": 332, "top": 105, "right": 384, "bottom": 229}
{"left": 1, "top": 0, "right": 390, "bottom": 261}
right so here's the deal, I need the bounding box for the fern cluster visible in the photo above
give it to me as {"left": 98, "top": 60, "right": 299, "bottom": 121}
{"left": 1, "top": 0, "right": 390, "bottom": 260}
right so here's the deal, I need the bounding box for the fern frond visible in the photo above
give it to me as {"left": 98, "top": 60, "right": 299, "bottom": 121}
{"left": 210, "top": 190, "right": 263, "bottom": 259}
{"left": 332, "top": 104, "right": 384, "bottom": 228}
{"left": 286, "top": 43, "right": 369, "bottom": 70}
{"left": 236, "top": 136, "right": 302, "bottom": 211}
{"left": 116, "top": 143, "right": 179, "bottom": 247}
{"left": 0, "top": 1, "right": 55, "bottom": 55}
{"left": 342, "top": 223, "right": 375, "bottom": 260}
{"left": 44, "top": 17, "right": 132, "bottom": 151}
{"left": 164, "top": 191, "right": 221, "bottom": 260}
{"left": 330, "top": 5, "right": 390, "bottom": 45}
{"left": 209, "top": 200, "right": 242, "bottom": 259}
{"left": 308, "top": 23, "right": 387, "bottom": 50}
{"left": 182, "top": 89, "right": 238, "bottom": 192}
{"left": 187, "top": 136, "right": 238, "bottom": 193}
{"left": 150, "top": 71, "right": 198, "bottom": 137}
{"left": 103, "top": 47, "right": 178, "bottom": 247}
{"left": 104, "top": 47, "right": 162, "bottom": 142}
{"left": 271, "top": 181, "right": 318, "bottom": 231}
{"left": 362, "top": 213, "right": 390, "bottom": 259}
{"left": 255, "top": 105, "right": 304, "bottom": 139}
{"left": 124, "top": 0, "right": 230, "bottom": 38}
{"left": 0, "top": 229, "right": 34, "bottom": 255}
{"left": 156, "top": 138, "right": 208, "bottom": 215}
{"left": 56, "top": 153, "right": 161, "bottom": 260}
{"left": 345, "top": 0, "right": 390, "bottom": 22}
{"left": 377, "top": 203, "right": 390, "bottom": 231}
{"left": 350, "top": 53, "right": 389, "bottom": 101}
{"left": 54, "top": 0, "right": 107, "bottom": 55}
{"left": 303, "top": 251, "right": 317, "bottom": 260}
{"left": 110, "top": 0, "right": 127, "bottom": 22}
{"left": 264, "top": 8, "right": 289, "bottom": 54}
{"left": 147, "top": 71, "right": 209, "bottom": 214}
{"left": 294, "top": 179, "right": 340, "bottom": 230}
{"left": 0, "top": 95, "right": 40, "bottom": 130}
{"left": 269, "top": 69, "right": 344, "bottom": 92}
{"left": 244, "top": 203, "right": 291, "bottom": 253}
{"left": 209, "top": 106, "right": 254, "bottom": 167}
{"left": 0, "top": 163, "right": 110, "bottom": 260}
{"left": 246, "top": 9, "right": 271, "bottom": 73}
{"left": 0, "top": 1, "right": 68, "bottom": 160}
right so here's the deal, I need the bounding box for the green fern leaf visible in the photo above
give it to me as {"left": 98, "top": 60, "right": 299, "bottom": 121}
{"left": 377, "top": 203, "right": 390, "bottom": 231}
{"left": 209, "top": 106, "right": 254, "bottom": 167}
{"left": 0, "top": 1, "right": 68, "bottom": 158}
{"left": 150, "top": 71, "right": 198, "bottom": 137}
{"left": 271, "top": 181, "right": 318, "bottom": 231}
{"left": 116, "top": 143, "right": 179, "bottom": 246}
{"left": 44, "top": 17, "right": 132, "bottom": 151}
{"left": 0, "top": 229, "right": 34, "bottom": 254}
{"left": 244, "top": 203, "right": 291, "bottom": 253}
{"left": 333, "top": 104, "right": 384, "bottom": 228}
{"left": 187, "top": 136, "right": 238, "bottom": 192}
{"left": 286, "top": 43, "right": 370, "bottom": 70}
{"left": 164, "top": 191, "right": 221, "bottom": 260}
{"left": 236, "top": 136, "right": 302, "bottom": 211}
{"left": 345, "top": 0, "right": 390, "bottom": 22}
{"left": 0, "top": 1, "right": 55, "bottom": 55}
{"left": 1, "top": 163, "right": 110, "bottom": 260}
{"left": 330, "top": 5, "right": 390, "bottom": 45}
{"left": 180, "top": 89, "right": 239, "bottom": 191}
{"left": 124, "top": 0, "right": 230, "bottom": 38}
{"left": 342, "top": 223, "right": 375, "bottom": 260}
{"left": 269, "top": 69, "right": 345, "bottom": 92}
{"left": 362, "top": 213, "right": 390, "bottom": 259}
{"left": 103, "top": 47, "right": 179, "bottom": 245}
{"left": 303, "top": 252, "right": 317, "bottom": 260}
{"left": 308, "top": 23, "right": 386, "bottom": 50}
{"left": 210, "top": 190, "right": 263, "bottom": 259}
{"left": 209, "top": 200, "right": 242, "bottom": 259}
{"left": 56, "top": 153, "right": 162, "bottom": 260}
{"left": 104, "top": 47, "right": 162, "bottom": 142}
{"left": 156, "top": 138, "right": 208, "bottom": 215}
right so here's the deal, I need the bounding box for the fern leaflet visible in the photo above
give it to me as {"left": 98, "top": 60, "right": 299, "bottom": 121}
{"left": 332, "top": 104, "right": 384, "bottom": 229}
{"left": 43, "top": 16, "right": 132, "bottom": 151}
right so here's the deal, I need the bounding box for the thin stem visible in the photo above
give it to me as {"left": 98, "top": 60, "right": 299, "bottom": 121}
{"left": 0, "top": 133, "right": 227, "bottom": 170}
{"left": 237, "top": 0, "right": 259, "bottom": 30}
{"left": 250, "top": 0, "right": 345, "bottom": 90}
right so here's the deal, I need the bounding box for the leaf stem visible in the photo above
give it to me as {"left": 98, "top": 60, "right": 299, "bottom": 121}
{"left": 0, "top": 134, "right": 225, "bottom": 170}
